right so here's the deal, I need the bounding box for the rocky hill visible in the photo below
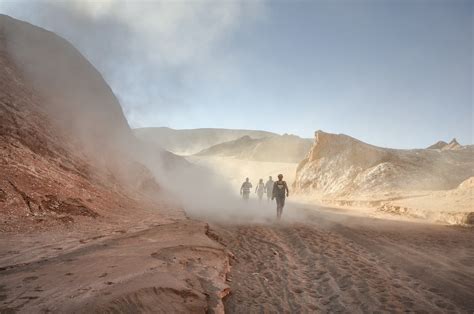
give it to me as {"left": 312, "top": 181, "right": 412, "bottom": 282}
{"left": 427, "top": 138, "right": 462, "bottom": 150}
{"left": 134, "top": 127, "right": 278, "bottom": 155}
{"left": 0, "top": 14, "right": 168, "bottom": 231}
{"left": 0, "top": 15, "right": 229, "bottom": 312}
{"left": 195, "top": 134, "right": 312, "bottom": 163}
{"left": 293, "top": 130, "right": 474, "bottom": 198}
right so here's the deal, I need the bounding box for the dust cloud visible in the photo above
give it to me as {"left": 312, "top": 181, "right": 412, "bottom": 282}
{"left": 0, "top": 0, "right": 266, "bottom": 128}
{"left": 2, "top": 12, "right": 293, "bottom": 226}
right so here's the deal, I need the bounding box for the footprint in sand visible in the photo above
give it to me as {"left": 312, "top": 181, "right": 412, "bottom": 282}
{"left": 19, "top": 296, "right": 39, "bottom": 300}
{"left": 22, "top": 276, "right": 38, "bottom": 282}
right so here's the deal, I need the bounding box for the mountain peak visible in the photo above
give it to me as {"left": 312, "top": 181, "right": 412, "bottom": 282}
{"left": 427, "top": 140, "right": 448, "bottom": 150}
{"left": 449, "top": 138, "right": 459, "bottom": 145}
{"left": 443, "top": 138, "right": 462, "bottom": 150}
{"left": 427, "top": 138, "right": 462, "bottom": 150}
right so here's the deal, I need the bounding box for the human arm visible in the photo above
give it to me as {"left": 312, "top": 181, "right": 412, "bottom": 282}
{"left": 285, "top": 181, "right": 289, "bottom": 197}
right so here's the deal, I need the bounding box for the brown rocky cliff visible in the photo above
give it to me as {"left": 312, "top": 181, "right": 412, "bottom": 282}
{"left": 0, "top": 15, "right": 173, "bottom": 231}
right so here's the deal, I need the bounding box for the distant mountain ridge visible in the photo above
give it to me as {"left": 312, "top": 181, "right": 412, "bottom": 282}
{"left": 195, "top": 134, "right": 312, "bottom": 163}
{"left": 134, "top": 127, "right": 278, "bottom": 155}
{"left": 427, "top": 138, "right": 462, "bottom": 150}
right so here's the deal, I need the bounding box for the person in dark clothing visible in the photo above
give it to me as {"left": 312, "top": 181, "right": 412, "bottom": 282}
{"left": 272, "top": 174, "right": 289, "bottom": 219}
{"left": 265, "top": 176, "right": 274, "bottom": 202}
{"left": 240, "top": 177, "right": 253, "bottom": 201}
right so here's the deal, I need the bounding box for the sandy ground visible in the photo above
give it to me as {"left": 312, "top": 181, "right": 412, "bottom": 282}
{"left": 0, "top": 219, "right": 231, "bottom": 313}
{"left": 1, "top": 199, "right": 472, "bottom": 313}
{"left": 211, "top": 201, "right": 474, "bottom": 313}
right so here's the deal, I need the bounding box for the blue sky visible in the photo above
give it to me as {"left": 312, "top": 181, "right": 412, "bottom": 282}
{"left": 1, "top": 0, "right": 472, "bottom": 148}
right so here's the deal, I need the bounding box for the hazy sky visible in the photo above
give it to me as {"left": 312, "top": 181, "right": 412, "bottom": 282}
{"left": 1, "top": 0, "right": 472, "bottom": 148}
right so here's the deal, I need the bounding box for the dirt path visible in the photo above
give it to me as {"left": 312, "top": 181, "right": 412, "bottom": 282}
{"left": 214, "top": 206, "right": 474, "bottom": 313}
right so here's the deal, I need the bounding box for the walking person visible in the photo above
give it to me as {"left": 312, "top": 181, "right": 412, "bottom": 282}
{"left": 272, "top": 174, "right": 289, "bottom": 219}
{"left": 265, "top": 176, "right": 274, "bottom": 202}
{"left": 240, "top": 177, "right": 253, "bottom": 201}
{"left": 255, "top": 178, "right": 265, "bottom": 202}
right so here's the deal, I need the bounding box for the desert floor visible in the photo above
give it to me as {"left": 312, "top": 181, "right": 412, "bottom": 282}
{"left": 213, "top": 201, "right": 474, "bottom": 313}
{"left": 0, "top": 219, "right": 230, "bottom": 313}
{"left": 0, "top": 201, "right": 472, "bottom": 312}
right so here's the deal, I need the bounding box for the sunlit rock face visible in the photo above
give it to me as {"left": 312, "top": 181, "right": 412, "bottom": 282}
{"left": 293, "top": 130, "right": 474, "bottom": 197}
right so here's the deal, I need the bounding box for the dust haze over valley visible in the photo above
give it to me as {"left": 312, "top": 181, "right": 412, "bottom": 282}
{"left": 0, "top": 1, "right": 473, "bottom": 313}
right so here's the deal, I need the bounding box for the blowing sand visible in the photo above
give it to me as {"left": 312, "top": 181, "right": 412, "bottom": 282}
{"left": 187, "top": 156, "right": 298, "bottom": 194}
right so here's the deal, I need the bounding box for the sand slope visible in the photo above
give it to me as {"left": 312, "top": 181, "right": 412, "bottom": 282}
{"left": 378, "top": 177, "right": 474, "bottom": 225}
{"left": 0, "top": 221, "right": 231, "bottom": 313}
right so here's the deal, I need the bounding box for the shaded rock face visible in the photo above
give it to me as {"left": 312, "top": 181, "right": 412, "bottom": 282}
{"left": 195, "top": 134, "right": 313, "bottom": 163}
{"left": 293, "top": 131, "right": 474, "bottom": 197}
{"left": 0, "top": 15, "right": 169, "bottom": 231}
{"left": 0, "top": 14, "right": 133, "bottom": 153}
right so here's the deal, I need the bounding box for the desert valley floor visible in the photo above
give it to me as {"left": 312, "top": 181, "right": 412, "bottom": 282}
{"left": 1, "top": 201, "right": 473, "bottom": 313}
{"left": 217, "top": 203, "right": 474, "bottom": 313}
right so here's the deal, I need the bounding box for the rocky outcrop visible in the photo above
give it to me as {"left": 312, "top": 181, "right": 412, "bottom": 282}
{"left": 293, "top": 130, "right": 474, "bottom": 197}
{"left": 195, "top": 134, "right": 312, "bottom": 163}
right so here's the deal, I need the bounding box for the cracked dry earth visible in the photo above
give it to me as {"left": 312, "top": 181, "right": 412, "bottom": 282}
{"left": 215, "top": 207, "right": 474, "bottom": 313}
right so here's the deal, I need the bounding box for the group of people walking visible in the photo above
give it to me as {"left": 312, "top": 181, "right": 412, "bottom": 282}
{"left": 240, "top": 174, "right": 289, "bottom": 219}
